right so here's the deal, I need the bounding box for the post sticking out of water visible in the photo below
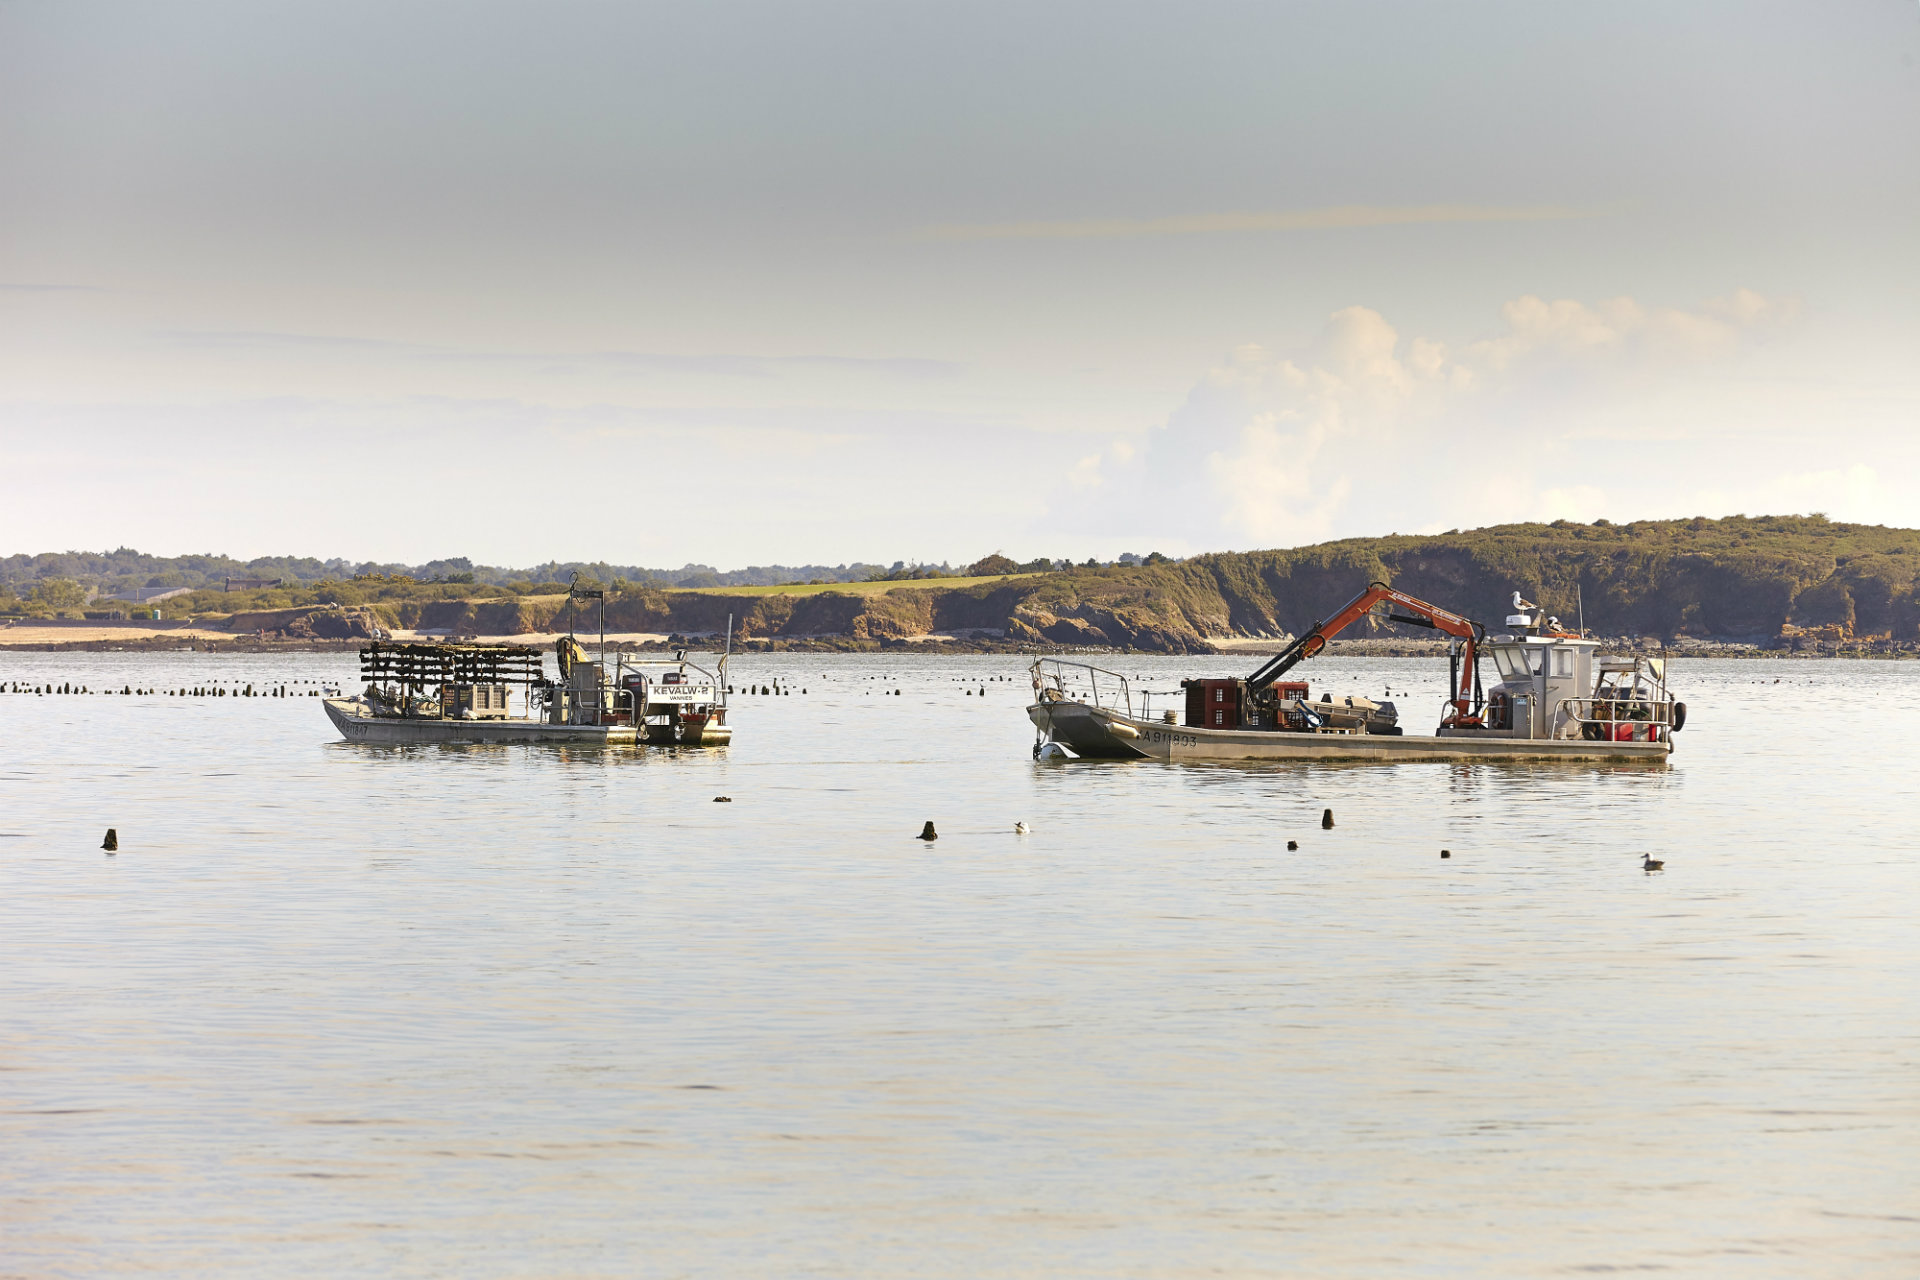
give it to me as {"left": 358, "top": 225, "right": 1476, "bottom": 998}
{"left": 1322, "top": 808, "right": 1335, "bottom": 829}
{"left": 101, "top": 828, "right": 118, "bottom": 852}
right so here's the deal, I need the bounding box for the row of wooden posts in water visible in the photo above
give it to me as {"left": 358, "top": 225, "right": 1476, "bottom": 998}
{"left": 4, "top": 682, "right": 321, "bottom": 697}
{"left": 3, "top": 681, "right": 995, "bottom": 698}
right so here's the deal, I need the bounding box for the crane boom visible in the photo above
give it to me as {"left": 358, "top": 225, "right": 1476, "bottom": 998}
{"left": 1247, "top": 581, "right": 1486, "bottom": 723}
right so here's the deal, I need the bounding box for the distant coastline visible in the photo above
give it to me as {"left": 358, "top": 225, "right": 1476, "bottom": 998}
{"left": 0, "top": 618, "right": 1899, "bottom": 660}
{"left": 6, "top": 515, "right": 1917, "bottom": 658}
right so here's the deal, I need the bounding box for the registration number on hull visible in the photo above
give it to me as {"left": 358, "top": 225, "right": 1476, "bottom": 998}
{"left": 1140, "top": 728, "right": 1200, "bottom": 748}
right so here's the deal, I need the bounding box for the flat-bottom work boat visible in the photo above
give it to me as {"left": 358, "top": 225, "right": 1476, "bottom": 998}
{"left": 325, "top": 638, "right": 732, "bottom": 746}
{"left": 1028, "top": 583, "right": 1684, "bottom": 763}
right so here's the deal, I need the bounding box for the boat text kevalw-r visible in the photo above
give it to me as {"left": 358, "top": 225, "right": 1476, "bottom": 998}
{"left": 1027, "top": 583, "right": 1684, "bottom": 762}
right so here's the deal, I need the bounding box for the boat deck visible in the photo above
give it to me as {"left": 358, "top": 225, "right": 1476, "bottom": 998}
{"left": 324, "top": 697, "right": 728, "bottom": 746}
{"left": 1031, "top": 701, "right": 1671, "bottom": 763}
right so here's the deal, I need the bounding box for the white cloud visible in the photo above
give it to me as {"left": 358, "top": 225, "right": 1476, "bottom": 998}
{"left": 1533, "top": 485, "right": 1612, "bottom": 524}
{"left": 1053, "top": 289, "right": 1840, "bottom": 551}
{"left": 1465, "top": 291, "right": 1795, "bottom": 370}
{"left": 1688, "top": 464, "right": 1898, "bottom": 527}
{"left": 1703, "top": 288, "right": 1801, "bottom": 327}
{"left": 1205, "top": 412, "right": 1351, "bottom": 545}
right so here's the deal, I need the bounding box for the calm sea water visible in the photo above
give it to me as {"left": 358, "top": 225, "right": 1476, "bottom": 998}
{"left": 2, "top": 650, "right": 1916, "bottom": 1278}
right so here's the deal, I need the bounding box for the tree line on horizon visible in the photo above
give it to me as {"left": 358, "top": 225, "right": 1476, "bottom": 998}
{"left": 6, "top": 515, "right": 1915, "bottom": 644}
{"left": 0, "top": 547, "right": 1180, "bottom": 609}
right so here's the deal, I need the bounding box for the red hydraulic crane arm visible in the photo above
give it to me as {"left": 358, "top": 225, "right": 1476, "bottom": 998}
{"left": 1245, "top": 581, "right": 1486, "bottom": 722}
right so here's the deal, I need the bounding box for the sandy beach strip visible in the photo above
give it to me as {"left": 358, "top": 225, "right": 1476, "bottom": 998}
{"left": 0, "top": 623, "right": 236, "bottom": 647}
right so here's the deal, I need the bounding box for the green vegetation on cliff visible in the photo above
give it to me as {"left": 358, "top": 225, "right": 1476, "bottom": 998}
{"left": 23, "top": 515, "right": 1916, "bottom": 652}
{"left": 1212, "top": 514, "right": 1918, "bottom": 641}
{"left": 994, "top": 515, "right": 1920, "bottom": 649}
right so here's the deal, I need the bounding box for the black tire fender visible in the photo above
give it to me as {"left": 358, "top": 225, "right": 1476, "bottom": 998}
{"left": 1671, "top": 701, "right": 1687, "bottom": 732}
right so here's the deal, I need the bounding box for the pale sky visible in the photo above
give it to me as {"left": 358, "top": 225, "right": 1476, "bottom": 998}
{"left": 3, "top": 1, "right": 1917, "bottom": 566}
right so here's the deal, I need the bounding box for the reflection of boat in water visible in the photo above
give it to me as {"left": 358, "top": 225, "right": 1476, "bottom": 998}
{"left": 1028, "top": 583, "right": 1684, "bottom": 763}
{"left": 324, "top": 637, "right": 731, "bottom": 746}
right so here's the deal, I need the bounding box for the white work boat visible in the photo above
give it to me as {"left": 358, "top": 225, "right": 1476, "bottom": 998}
{"left": 1027, "top": 584, "right": 1684, "bottom": 763}
{"left": 325, "top": 638, "right": 732, "bottom": 746}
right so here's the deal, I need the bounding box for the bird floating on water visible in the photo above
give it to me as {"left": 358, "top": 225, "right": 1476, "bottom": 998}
{"left": 918, "top": 821, "right": 938, "bottom": 841}
{"left": 1014, "top": 822, "right": 1029, "bottom": 834}
{"left": 1642, "top": 854, "right": 1664, "bottom": 872}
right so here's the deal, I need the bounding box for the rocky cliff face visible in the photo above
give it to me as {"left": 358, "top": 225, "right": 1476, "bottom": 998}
{"left": 225, "top": 605, "right": 384, "bottom": 639}
{"left": 269, "top": 516, "right": 1920, "bottom": 653}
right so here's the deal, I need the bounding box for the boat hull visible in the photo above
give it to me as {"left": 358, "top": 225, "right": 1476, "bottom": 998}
{"left": 1028, "top": 700, "right": 1670, "bottom": 763}
{"left": 324, "top": 697, "right": 731, "bottom": 746}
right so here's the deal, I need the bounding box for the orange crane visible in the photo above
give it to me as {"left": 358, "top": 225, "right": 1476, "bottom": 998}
{"left": 1246, "top": 581, "right": 1487, "bottom": 726}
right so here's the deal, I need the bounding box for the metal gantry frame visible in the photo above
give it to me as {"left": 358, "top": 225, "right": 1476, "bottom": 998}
{"left": 358, "top": 642, "right": 545, "bottom": 717}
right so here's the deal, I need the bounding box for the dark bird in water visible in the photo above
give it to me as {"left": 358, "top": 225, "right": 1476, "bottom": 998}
{"left": 713, "top": 796, "right": 732, "bottom": 803}
{"left": 1321, "top": 809, "right": 1335, "bottom": 829}
{"left": 1441, "top": 849, "right": 1451, "bottom": 859}
{"left": 101, "top": 828, "right": 118, "bottom": 853}
{"left": 1642, "top": 854, "right": 1664, "bottom": 872}
{"left": 918, "top": 821, "right": 938, "bottom": 841}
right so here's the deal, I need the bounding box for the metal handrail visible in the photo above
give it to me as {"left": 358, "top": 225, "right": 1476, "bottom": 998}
{"left": 1554, "top": 695, "right": 1676, "bottom": 741}
{"left": 1029, "top": 656, "right": 1133, "bottom": 719}
{"left": 608, "top": 651, "right": 728, "bottom": 712}
{"left": 1561, "top": 695, "right": 1675, "bottom": 724}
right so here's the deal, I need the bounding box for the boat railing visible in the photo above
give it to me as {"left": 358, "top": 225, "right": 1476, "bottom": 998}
{"left": 1557, "top": 695, "right": 1678, "bottom": 741}
{"left": 608, "top": 651, "right": 728, "bottom": 711}
{"left": 1030, "top": 656, "right": 1134, "bottom": 719}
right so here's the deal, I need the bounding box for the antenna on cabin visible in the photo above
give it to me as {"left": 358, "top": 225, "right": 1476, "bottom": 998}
{"left": 568, "top": 570, "right": 607, "bottom": 667}
{"left": 1577, "top": 584, "right": 1586, "bottom": 637}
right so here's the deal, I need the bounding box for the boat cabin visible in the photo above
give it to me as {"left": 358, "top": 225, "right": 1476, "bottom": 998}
{"left": 1455, "top": 602, "right": 1680, "bottom": 743}
{"left": 1475, "top": 635, "right": 1600, "bottom": 738}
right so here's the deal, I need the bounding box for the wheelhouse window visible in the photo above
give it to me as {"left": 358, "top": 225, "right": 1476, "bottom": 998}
{"left": 1491, "top": 646, "right": 1546, "bottom": 680}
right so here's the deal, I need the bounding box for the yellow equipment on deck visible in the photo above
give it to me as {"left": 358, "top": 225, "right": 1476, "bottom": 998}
{"left": 555, "top": 635, "right": 590, "bottom": 679}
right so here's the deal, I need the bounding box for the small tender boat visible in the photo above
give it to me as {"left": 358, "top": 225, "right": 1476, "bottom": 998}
{"left": 1027, "top": 583, "right": 1683, "bottom": 763}
{"left": 324, "top": 637, "right": 732, "bottom": 746}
